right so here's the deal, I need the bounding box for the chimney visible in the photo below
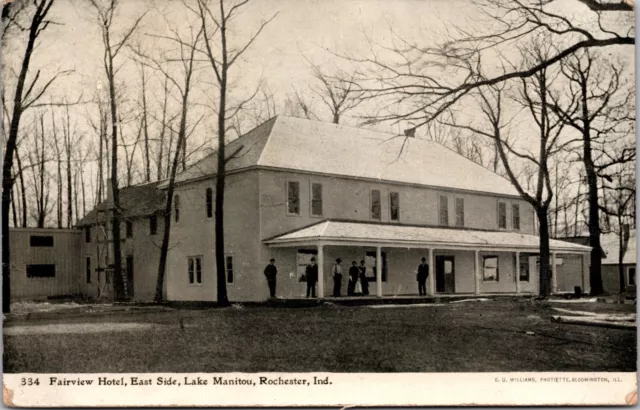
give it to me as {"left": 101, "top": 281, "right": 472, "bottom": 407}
{"left": 106, "top": 178, "right": 113, "bottom": 202}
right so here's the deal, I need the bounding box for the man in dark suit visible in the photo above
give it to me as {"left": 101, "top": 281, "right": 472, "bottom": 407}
{"left": 264, "top": 258, "right": 278, "bottom": 298}
{"left": 305, "top": 257, "right": 318, "bottom": 298}
{"left": 417, "top": 257, "right": 429, "bottom": 296}
{"left": 348, "top": 261, "right": 359, "bottom": 296}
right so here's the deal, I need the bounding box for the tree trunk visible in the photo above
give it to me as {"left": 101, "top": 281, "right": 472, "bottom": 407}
{"left": 583, "top": 128, "right": 604, "bottom": 296}
{"left": 141, "top": 66, "right": 151, "bottom": 183}
{"left": 11, "top": 182, "right": 17, "bottom": 228}
{"left": 537, "top": 206, "right": 552, "bottom": 297}
{"left": 15, "top": 147, "right": 27, "bottom": 227}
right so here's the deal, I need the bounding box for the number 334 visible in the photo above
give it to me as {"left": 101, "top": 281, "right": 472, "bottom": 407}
{"left": 20, "top": 378, "right": 40, "bottom": 386}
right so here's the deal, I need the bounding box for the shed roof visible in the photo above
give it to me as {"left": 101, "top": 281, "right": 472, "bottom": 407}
{"left": 76, "top": 181, "right": 166, "bottom": 227}
{"left": 161, "top": 116, "right": 521, "bottom": 197}
{"left": 265, "top": 220, "right": 592, "bottom": 253}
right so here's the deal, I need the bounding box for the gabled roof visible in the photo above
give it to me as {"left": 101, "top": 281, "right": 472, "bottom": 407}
{"left": 264, "top": 220, "right": 592, "bottom": 253}
{"left": 76, "top": 181, "right": 166, "bottom": 227}
{"left": 601, "top": 229, "right": 636, "bottom": 265}
{"left": 161, "top": 116, "right": 521, "bottom": 197}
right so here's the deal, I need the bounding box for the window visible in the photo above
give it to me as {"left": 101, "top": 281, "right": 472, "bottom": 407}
{"left": 390, "top": 192, "right": 400, "bottom": 221}
{"left": 174, "top": 195, "right": 180, "bottom": 223}
{"left": 125, "top": 221, "right": 133, "bottom": 238}
{"left": 188, "top": 256, "right": 202, "bottom": 285}
{"left": 371, "top": 189, "right": 381, "bottom": 220}
{"left": 226, "top": 255, "right": 234, "bottom": 284}
{"left": 149, "top": 215, "right": 158, "bottom": 235}
{"left": 498, "top": 202, "right": 507, "bottom": 229}
{"left": 483, "top": 256, "right": 499, "bottom": 281}
{"left": 455, "top": 197, "right": 464, "bottom": 227}
{"left": 30, "top": 235, "right": 53, "bottom": 247}
{"left": 206, "top": 188, "right": 213, "bottom": 218}
{"left": 515, "top": 255, "right": 529, "bottom": 282}
{"left": 85, "top": 227, "right": 91, "bottom": 243}
{"left": 311, "top": 183, "right": 323, "bottom": 217}
{"left": 512, "top": 204, "right": 520, "bottom": 230}
{"left": 287, "top": 181, "right": 300, "bottom": 215}
{"left": 628, "top": 267, "right": 636, "bottom": 286}
{"left": 439, "top": 195, "right": 449, "bottom": 226}
{"left": 26, "top": 264, "right": 55, "bottom": 278}
{"left": 86, "top": 257, "right": 91, "bottom": 284}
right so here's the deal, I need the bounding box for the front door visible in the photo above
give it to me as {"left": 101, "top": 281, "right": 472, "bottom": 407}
{"left": 435, "top": 255, "right": 455, "bottom": 293}
{"left": 126, "top": 255, "right": 134, "bottom": 298}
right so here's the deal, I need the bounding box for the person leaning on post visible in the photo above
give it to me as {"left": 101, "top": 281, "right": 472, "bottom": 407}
{"left": 264, "top": 258, "right": 278, "bottom": 298}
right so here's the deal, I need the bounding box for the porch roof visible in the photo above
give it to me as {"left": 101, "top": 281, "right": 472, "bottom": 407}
{"left": 264, "top": 221, "right": 592, "bottom": 253}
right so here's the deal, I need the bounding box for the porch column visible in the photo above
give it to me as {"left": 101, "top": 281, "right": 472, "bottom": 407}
{"left": 376, "top": 246, "right": 382, "bottom": 297}
{"left": 317, "top": 244, "right": 324, "bottom": 298}
{"left": 474, "top": 250, "right": 480, "bottom": 295}
{"left": 551, "top": 252, "right": 558, "bottom": 295}
{"left": 515, "top": 252, "right": 521, "bottom": 294}
{"left": 427, "top": 248, "right": 435, "bottom": 296}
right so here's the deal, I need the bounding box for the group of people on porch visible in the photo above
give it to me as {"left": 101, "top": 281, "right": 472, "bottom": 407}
{"left": 263, "top": 256, "right": 431, "bottom": 298}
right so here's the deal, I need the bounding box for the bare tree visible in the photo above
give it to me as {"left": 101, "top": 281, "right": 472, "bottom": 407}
{"left": 28, "top": 112, "right": 53, "bottom": 228}
{"left": 50, "top": 110, "right": 63, "bottom": 228}
{"left": 195, "top": 0, "right": 277, "bottom": 305}
{"left": 88, "top": 0, "right": 146, "bottom": 301}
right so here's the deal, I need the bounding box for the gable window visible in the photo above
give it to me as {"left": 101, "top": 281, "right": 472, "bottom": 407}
{"left": 371, "top": 189, "right": 381, "bottom": 220}
{"left": 149, "top": 215, "right": 158, "bottom": 235}
{"left": 174, "top": 195, "right": 180, "bottom": 223}
{"left": 206, "top": 188, "right": 213, "bottom": 218}
{"left": 311, "top": 183, "right": 323, "bottom": 217}
{"left": 628, "top": 267, "right": 636, "bottom": 286}
{"left": 86, "top": 257, "right": 91, "bottom": 284}
{"left": 455, "top": 197, "right": 464, "bottom": 227}
{"left": 85, "top": 227, "right": 91, "bottom": 243}
{"left": 125, "top": 221, "right": 133, "bottom": 238}
{"left": 483, "top": 256, "right": 499, "bottom": 281}
{"left": 225, "top": 255, "right": 234, "bottom": 284}
{"left": 27, "top": 264, "right": 56, "bottom": 278}
{"left": 512, "top": 204, "right": 520, "bottom": 230}
{"left": 188, "top": 256, "right": 203, "bottom": 285}
{"left": 30, "top": 235, "right": 53, "bottom": 247}
{"left": 439, "top": 195, "right": 449, "bottom": 226}
{"left": 287, "top": 181, "right": 300, "bottom": 215}
{"left": 498, "top": 202, "right": 507, "bottom": 229}
{"left": 390, "top": 192, "right": 400, "bottom": 221}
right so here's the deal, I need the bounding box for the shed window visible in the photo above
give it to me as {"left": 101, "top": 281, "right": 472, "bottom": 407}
{"left": 188, "top": 256, "right": 202, "bottom": 285}
{"left": 26, "top": 264, "right": 56, "bottom": 278}
{"left": 512, "top": 204, "right": 520, "bottom": 230}
{"left": 483, "top": 256, "right": 499, "bottom": 281}
{"left": 149, "top": 215, "right": 158, "bottom": 235}
{"left": 455, "top": 197, "right": 464, "bottom": 227}
{"left": 439, "top": 195, "right": 449, "bottom": 226}
{"left": 206, "top": 188, "right": 213, "bottom": 218}
{"left": 287, "top": 181, "right": 300, "bottom": 215}
{"left": 174, "top": 195, "right": 180, "bottom": 223}
{"left": 311, "top": 183, "right": 323, "bottom": 217}
{"left": 125, "top": 221, "right": 133, "bottom": 238}
{"left": 86, "top": 257, "right": 91, "bottom": 284}
{"left": 85, "top": 227, "right": 91, "bottom": 243}
{"left": 371, "top": 189, "right": 381, "bottom": 220}
{"left": 30, "top": 235, "right": 53, "bottom": 247}
{"left": 226, "top": 255, "right": 234, "bottom": 284}
{"left": 390, "top": 192, "right": 400, "bottom": 221}
{"left": 498, "top": 202, "right": 507, "bottom": 229}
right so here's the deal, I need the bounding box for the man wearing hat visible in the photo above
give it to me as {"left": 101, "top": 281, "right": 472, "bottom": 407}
{"left": 417, "top": 257, "right": 429, "bottom": 296}
{"left": 332, "top": 258, "right": 343, "bottom": 297}
{"left": 264, "top": 258, "right": 278, "bottom": 298}
{"left": 305, "top": 257, "right": 319, "bottom": 298}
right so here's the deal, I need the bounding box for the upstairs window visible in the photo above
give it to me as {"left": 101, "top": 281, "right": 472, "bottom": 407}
{"left": 149, "top": 215, "right": 158, "bottom": 235}
{"left": 512, "top": 204, "right": 520, "bottom": 230}
{"left": 390, "top": 192, "right": 400, "bottom": 221}
{"left": 371, "top": 189, "right": 381, "bottom": 220}
{"left": 125, "top": 221, "right": 133, "bottom": 238}
{"left": 483, "top": 256, "right": 499, "bottom": 282}
{"left": 174, "top": 195, "right": 180, "bottom": 223}
{"left": 498, "top": 202, "right": 507, "bottom": 229}
{"left": 455, "top": 197, "right": 464, "bottom": 227}
{"left": 206, "top": 188, "right": 213, "bottom": 218}
{"left": 225, "top": 255, "right": 234, "bottom": 284}
{"left": 188, "top": 256, "right": 202, "bottom": 285}
{"left": 30, "top": 235, "right": 53, "bottom": 247}
{"left": 85, "top": 227, "right": 91, "bottom": 243}
{"left": 439, "top": 195, "right": 449, "bottom": 226}
{"left": 311, "top": 183, "right": 323, "bottom": 217}
{"left": 287, "top": 181, "right": 300, "bottom": 215}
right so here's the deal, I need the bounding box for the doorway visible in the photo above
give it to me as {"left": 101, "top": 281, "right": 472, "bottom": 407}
{"left": 435, "top": 255, "right": 455, "bottom": 293}
{"left": 126, "top": 255, "right": 134, "bottom": 298}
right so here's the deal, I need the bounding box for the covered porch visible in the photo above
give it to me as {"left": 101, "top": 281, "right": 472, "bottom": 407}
{"left": 264, "top": 221, "right": 592, "bottom": 298}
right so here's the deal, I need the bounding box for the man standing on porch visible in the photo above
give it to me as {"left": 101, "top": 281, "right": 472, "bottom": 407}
{"left": 417, "top": 257, "right": 429, "bottom": 296}
{"left": 305, "top": 257, "right": 318, "bottom": 298}
{"left": 263, "top": 258, "right": 278, "bottom": 298}
{"left": 332, "top": 258, "right": 343, "bottom": 297}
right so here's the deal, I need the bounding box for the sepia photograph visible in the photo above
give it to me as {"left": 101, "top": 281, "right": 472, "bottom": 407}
{"left": 0, "top": 0, "right": 637, "bottom": 406}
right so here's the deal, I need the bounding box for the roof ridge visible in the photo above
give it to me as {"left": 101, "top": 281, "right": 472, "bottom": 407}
{"left": 256, "top": 116, "right": 280, "bottom": 166}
